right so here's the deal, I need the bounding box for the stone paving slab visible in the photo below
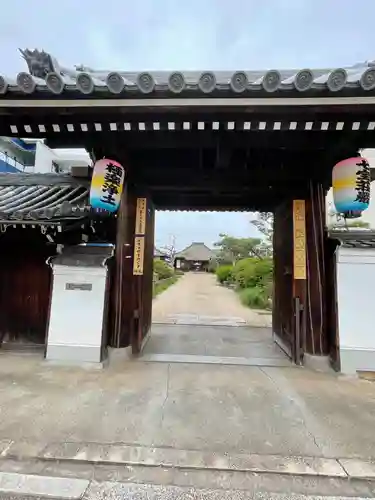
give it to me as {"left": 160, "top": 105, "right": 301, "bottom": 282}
{"left": 139, "top": 353, "right": 291, "bottom": 367}
{"left": 0, "top": 471, "right": 89, "bottom": 499}
{"left": 339, "top": 458, "right": 375, "bottom": 479}
{"left": 39, "top": 442, "right": 346, "bottom": 477}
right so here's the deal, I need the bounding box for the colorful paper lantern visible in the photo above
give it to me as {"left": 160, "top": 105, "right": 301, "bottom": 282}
{"left": 332, "top": 157, "right": 370, "bottom": 218}
{"left": 89, "top": 159, "right": 125, "bottom": 213}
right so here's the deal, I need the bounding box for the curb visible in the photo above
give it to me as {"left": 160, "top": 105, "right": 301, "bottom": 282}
{"left": 0, "top": 472, "right": 89, "bottom": 499}
{"left": 2, "top": 440, "right": 375, "bottom": 480}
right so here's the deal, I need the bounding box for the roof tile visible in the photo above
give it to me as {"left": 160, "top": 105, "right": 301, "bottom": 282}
{"left": 1, "top": 49, "right": 375, "bottom": 98}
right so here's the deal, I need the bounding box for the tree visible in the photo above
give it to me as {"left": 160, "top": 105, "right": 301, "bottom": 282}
{"left": 214, "top": 234, "right": 262, "bottom": 265}
{"left": 250, "top": 212, "right": 274, "bottom": 257}
{"left": 158, "top": 234, "right": 177, "bottom": 263}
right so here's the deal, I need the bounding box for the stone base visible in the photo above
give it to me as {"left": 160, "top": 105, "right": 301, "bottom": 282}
{"left": 107, "top": 346, "right": 133, "bottom": 363}
{"left": 45, "top": 344, "right": 105, "bottom": 368}
{"left": 303, "top": 353, "right": 333, "bottom": 373}
{"left": 340, "top": 347, "right": 375, "bottom": 375}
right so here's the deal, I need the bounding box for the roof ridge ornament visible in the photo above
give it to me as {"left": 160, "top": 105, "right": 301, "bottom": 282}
{"left": 327, "top": 68, "right": 347, "bottom": 92}
{"left": 76, "top": 72, "right": 95, "bottom": 94}
{"left": 137, "top": 72, "right": 155, "bottom": 94}
{"left": 230, "top": 72, "right": 248, "bottom": 93}
{"left": 360, "top": 67, "right": 375, "bottom": 91}
{"left": 19, "top": 48, "right": 60, "bottom": 79}
{"left": 294, "top": 69, "right": 314, "bottom": 92}
{"left": 46, "top": 72, "right": 65, "bottom": 94}
{"left": 17, "top": 72, "right": 37, "bottom": 94}
{"left": 262, "top": 70, "right": 281, "bottom": 92}
{"left": 106, "top": 72, "right": 125, "bottom": 94}
{"left": 198, "top": 72, "right": 216, "bottom": 93}
{"left": 168, "top": 72, "right": 186, "bottom": 93}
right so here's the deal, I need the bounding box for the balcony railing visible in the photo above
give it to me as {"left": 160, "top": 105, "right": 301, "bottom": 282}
{"left": 0, "top": 151, "right": 25, "bottom": 172}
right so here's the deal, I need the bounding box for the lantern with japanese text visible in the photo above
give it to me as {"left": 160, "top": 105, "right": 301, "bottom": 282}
{"left": 332, "top": 157, "right": 371, "bottom": 218}
{"left": 89, "top": 159, "right": 125, "bottom": 213}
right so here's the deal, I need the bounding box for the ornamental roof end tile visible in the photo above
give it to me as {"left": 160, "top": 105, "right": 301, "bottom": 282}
{"left": 0, "top": 49, "right": 375, "bottom": 97}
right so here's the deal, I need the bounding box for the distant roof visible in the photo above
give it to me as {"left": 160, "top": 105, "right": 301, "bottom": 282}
{"left": 154, "top": 247, "right": 167, "bottom": 257}
{"left": 1, "top": 48, "right": 375, "bottom": 98}
{"left": 175, "top": 242, "right": 214, "bottom": 261}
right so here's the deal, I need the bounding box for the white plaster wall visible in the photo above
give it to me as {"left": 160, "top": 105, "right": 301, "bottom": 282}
{"left": 33, "top": 143, "right": 91, "bottom": 173}
{"left": 34, "top": 142, "right": 57, "bottom": 173}
{"left": 46, "top": 266, "right": 107, "bottom": 364}
{"left": 337, "top": 245, "right": 375, "bottom": 373}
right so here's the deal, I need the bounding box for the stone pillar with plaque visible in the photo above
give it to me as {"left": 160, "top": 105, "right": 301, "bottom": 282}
{"left": 45, "top": 244, "right": 114, "bottom": 365}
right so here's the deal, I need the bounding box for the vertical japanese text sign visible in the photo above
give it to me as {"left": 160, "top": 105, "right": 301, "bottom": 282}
{"left": 135, "top": 198, "right": 147, "bottom": 235}
{"left": 293, "top": 200, "right": 306, "bottom": 280}
{"left": 133, "top": 198, "right": 147, "bottom": 275}
{"left": 89, "top": 159, "right": 126, "bottom": 213}
{"left": 133, "top": 236, "right": 145, "bottom": 276}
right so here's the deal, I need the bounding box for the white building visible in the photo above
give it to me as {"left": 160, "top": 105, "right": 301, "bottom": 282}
{"left": 0, "top": 137, "right": 91, "bottom": 174}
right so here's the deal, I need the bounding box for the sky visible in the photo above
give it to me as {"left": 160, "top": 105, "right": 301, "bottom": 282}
{"left": 1, "top": 0, "right": 375, "bottom": 250}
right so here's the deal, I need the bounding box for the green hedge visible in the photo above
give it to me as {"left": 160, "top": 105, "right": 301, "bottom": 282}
{"left": 232, "top": 257, "right": 273, "bottom": 289}
{"left": 239, "top": 286, "right": 269, "bottom": 309}
{"left": 216, "top": 257, "right": 273, "bottom": 310}
{"left": 153, "top": 259, "right": 174, "bottom": 279}
{"left": 215, "top": 265, "right": 233, "bottom": 283}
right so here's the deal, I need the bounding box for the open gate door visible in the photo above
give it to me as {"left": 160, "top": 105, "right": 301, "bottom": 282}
{"left": 273, "top": 202, "right": 295, "bottom": 360}
{"left": 273, "top": 200, "right": 307, "bottom": 364}
{"left": 132, "top": 197, "right": 155, "bottom": 354}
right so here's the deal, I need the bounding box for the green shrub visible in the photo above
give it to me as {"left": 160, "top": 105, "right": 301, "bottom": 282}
{"left": 216, "top": 265, "right": 233, "bottom": 283}
{"left": 239, "top": 287, "right": 269, "bottom": 309}
{"left": 232, "top": 257, "right": 273, "bottom": 289}
{"left": 254, "top": 258, "right": 273, "bottom": 284}
{"left": 232, "top": 258, "right": 257, "bottom": 289}
{"left": 153, "top": 259, "right": 174, "bottom": 279}
{"left": 208, "top": 260, "right": 218, "bottom": 273}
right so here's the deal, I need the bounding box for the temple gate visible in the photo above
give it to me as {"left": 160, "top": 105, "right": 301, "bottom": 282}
{"left": 1, "top": 49, "right": 375, "bottom": 368}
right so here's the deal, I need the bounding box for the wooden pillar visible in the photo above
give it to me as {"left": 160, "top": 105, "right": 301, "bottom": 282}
{"left": 132, "top": 195, "right": 155, "bottom": 354}
{"left": 273, "top": 201, "right": 294, "bottom": 358}
{"left": 304, "top": 181, "right": 329, "bottom": 356}
{"left": 274, "top": 185, "right": 331, "bottom": 362}
{"left": 109, "top": 186, "right": 137, "bottom": 348}
{"left": 292, "top": 199, "right": 307, "bottom": 363}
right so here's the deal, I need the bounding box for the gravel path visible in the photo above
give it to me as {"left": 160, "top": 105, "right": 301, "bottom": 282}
{"left": 152, "top": 272, "right": 272, "bottom": 327}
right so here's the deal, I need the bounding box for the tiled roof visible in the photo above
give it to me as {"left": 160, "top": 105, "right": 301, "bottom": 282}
{"left": 1, "top": 49, "right": 375, "bottom": 97}
{"left": 330, "top": 230, "right": 375, "bottom": 249}
{"left": 0, "top": 173, "right": 90, "bottom": 223}
{"left": 154, "top": 247, "right": 167, "bottom": 257}
{"left": 175, "top": 242, "right": 214, "bottom": 261}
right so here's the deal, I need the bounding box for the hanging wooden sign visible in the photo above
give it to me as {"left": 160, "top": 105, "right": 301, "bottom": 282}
{"left": 89, "top": 158, "right": 125, "bottom": 213}
{"left": 135, "top": 198, "right": 147, "bottom": 235}
{"left": 293, "top": 200, "right": 306, "bottom": 280}
{"left": 133, "top": 236, "right": 145, "bottom": 275}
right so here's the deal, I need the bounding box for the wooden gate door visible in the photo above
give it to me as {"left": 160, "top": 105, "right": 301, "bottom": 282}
{"left": 0, "top": 231, "right": 52, "bottom": 346}
{"left": 273, "top": 202, "right": 295, "bottom": 359}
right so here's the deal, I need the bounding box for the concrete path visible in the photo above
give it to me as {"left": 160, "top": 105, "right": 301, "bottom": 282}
{"left": 1, "top": 353, "right": 375, "bottom": 497}
{"left": 152, "top": 272, "right": 272, "bottom": 327}
{"left": 1, "top": 353, "right": 375, "bottom": 461}
{"left": 142, "top": 324, "right": 290, "bottom": 367}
